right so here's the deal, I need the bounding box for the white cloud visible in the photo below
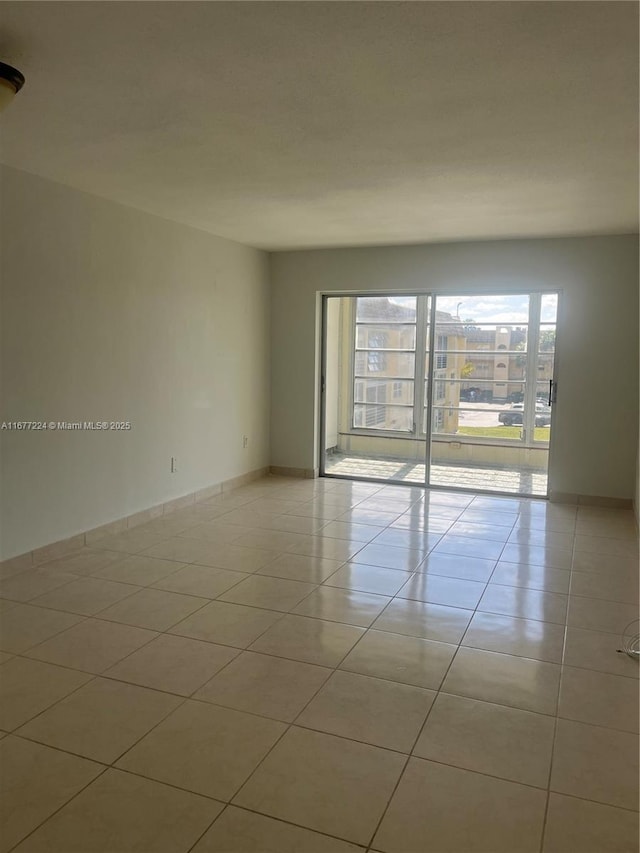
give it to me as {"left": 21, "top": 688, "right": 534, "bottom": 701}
{"left": 386, "top": 293, "right": 558, "bottom": 325}
{"left": 437, "top": 295, "right": 529, "bottom": 325}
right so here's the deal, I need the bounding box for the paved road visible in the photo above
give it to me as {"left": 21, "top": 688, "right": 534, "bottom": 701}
{"left": 456, "top": 402, "right": 512, "bottom": 428}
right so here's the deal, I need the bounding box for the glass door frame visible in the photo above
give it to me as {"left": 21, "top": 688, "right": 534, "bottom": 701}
{"left": 319, "top": 291, "right": 427, "bottom": 481}
{"left": 319, "top": 289, "right": 561, "bottom": 498}
{"left": 424, "top": 290, "right": 560, "bottom": 497}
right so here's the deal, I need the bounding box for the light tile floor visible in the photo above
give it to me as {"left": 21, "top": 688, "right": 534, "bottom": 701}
{"left": 1, "top": 476, "right": 638, "bottom": 853}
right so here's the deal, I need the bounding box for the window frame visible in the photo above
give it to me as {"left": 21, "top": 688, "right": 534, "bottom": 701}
{"left": 350, "top": 295, "right": 429, "bottom": 436}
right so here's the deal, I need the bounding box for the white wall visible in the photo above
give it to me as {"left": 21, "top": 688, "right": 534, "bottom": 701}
{"left": 270, "top": 235, "right": 639, "bottom": 500}
{"left": 0, "top": 167, "right": 271, "bottom": 559}
{"left": 637, "top": 268, "right": 640, "bottom": 524}
{"left": 636, "top": 447, "right": 640, "bottom": 524}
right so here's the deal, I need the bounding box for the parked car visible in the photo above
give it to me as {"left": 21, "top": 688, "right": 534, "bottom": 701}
{"left": 460, "top": 388, "right": 493, "bottom": 402}
{"left": 499, "top": 402, "right": 551, "bottom": 427}
{"left": 459, "top": 387, "right": 482, "bottom": 402}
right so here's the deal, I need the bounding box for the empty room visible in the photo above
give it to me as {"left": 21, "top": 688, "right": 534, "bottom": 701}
{"left": 0, "top": 2, "right": 638, "bottom": 853}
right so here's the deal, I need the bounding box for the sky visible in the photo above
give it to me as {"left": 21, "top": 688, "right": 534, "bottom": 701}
{"left": 391, "top": 294, "right": 558, "bottom": 325}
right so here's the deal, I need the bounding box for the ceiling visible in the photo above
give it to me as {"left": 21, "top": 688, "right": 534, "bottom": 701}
{"left": 0, "top": 1, "right": 638, "bottom": 250}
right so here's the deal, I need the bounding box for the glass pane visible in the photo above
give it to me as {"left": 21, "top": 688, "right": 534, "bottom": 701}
{"left": 432, "top": 406, "right": 525, "bottom": 441}
{"left": 424, "top": 380, "right": 529, "bottom": 428}
{"left": 536, "top": 352, "right": 555, "bottom": 380}
{"left": 353, "top": 404, "right": 413, "bottom": 431}
{"left": 431, "top": 352, "right": 528, "bottom": 384}
{"left": 355, "top": 325, "right": 416, "bottom": 349}
{"left": 532, "top": 396, "right": 553, "bottom": 419}
{"left": 534, "top": 382, "right": 553, "bottom": 443}
{"left": 435, "top": 294, "right": 531, "bottom": 326}
{"left": 354, "top": 379, "right": 414, "bottom": 405}
{"left": 536, "top": 381, "right": 553, "bottom": 404}
{"left": 422, "top": 383, "right": 528, "bottom": 430}
{"left": 356, "top": 296, "right": 417, "bottom": 323}
{"left": 538, "top": 325, "right": 556, "bottom": 353}
{"left": 451, "top": 380, "right": 527, "bottom": 404}
{"left": 433, "top": 324, "right": 529, "bottom": 354}
{"left": 495, "top": 402, "right": 549, "bottom": 426}
{"left": 541, "top": 294, "right": 558, "bottom": 323}
{"left": 354, "top": 351, "right": 415, "bottom": 378}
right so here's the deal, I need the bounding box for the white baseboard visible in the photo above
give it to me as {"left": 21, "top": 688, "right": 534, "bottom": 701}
{"left": 269, "top": 465, "right": 317, "bottom": 479}
{"left": 548, "top": 490, "right": 633, "bottom": 509}
{"left": 0, "top": 466, "right": 270, "bottom": 574}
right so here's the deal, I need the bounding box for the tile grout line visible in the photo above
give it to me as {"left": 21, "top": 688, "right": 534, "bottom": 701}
{"left": 5, "top": 760, "right": 112, "bottom": 853}
{"left": 362, "top": 490, "right": 493, "bottom": 848}
{"left": 9, "top": 713, "right": 638, "bottom": 822}
{"left": 3, "top": 478, "right": 637, "bottom": 851}
{"left": 538, "top": 529, "right": 578, "bottom": 853}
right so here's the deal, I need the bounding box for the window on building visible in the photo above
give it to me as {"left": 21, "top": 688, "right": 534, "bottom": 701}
{"left": 436, "top": 334, "right": 448, "bottom": 369}
{"left": 354, "top": 382, "right": 388, "bottom": 427}
{"left": 367, "top": 332, "right": 387, "bottom": 372}
{"left": 367, "top": 351, "right": 386, "bottom": 372}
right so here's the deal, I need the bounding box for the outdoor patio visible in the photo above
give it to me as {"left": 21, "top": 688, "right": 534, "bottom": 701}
{"left": 324, "top": 452, "right": 548, "bottom": 496}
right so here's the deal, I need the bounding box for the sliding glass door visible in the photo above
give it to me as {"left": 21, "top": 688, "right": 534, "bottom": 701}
{"left": 321, "top": 291, "right": 558, "bottom": 496}
{"left": 323, "top": 295, "right": 430, "bottom": 483}
{"left": 426, "top": 293, "right": 557, "bottom": 495}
